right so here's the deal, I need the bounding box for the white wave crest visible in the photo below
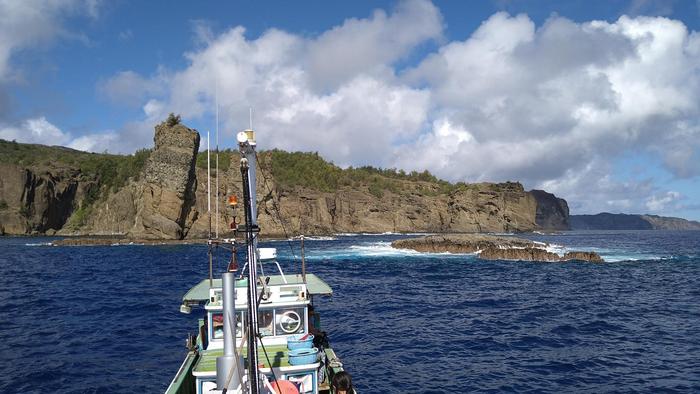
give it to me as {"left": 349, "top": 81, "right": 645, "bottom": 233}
{"left": 304, "top": 241, "right": 476, "bottom": 260}
{"left": 334, "top": 232, "right": 436, "bottom": 237}
{"left": 287, "top": 236, "right": 337, "bottom": 241}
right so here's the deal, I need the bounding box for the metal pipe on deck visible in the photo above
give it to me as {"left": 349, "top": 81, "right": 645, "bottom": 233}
{"left": 216, "top": 272, "right": 242, "bottom": 390}
{"left": 301, "top": 235, "right": 306, "bottom": 283}
{"left": 222, "top": 272, "right": 236, "bottom": 356}
{"left": 208, "top": 242, "right": 213, "bottom": 287}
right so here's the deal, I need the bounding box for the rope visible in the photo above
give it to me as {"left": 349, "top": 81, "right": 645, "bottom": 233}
{"left": 255, "top": 152, "right": 299, "bottom": 262}
{"left": 257, "top": 333, "right": 281, "bottom": 392}
{"left": 223, "top": 315, "right": 247, "bottom": 393}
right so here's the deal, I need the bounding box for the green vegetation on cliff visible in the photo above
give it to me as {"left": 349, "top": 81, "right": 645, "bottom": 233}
{"left": 194, "top": 148, "right": 459, "bottom": 196}
{"left": 0, "top": 138, "right": 493, "bottom": 202}
{"left": 266, "top": 149, "right": 459, "bottom": 196}
{"left": 0, "top": 113, "right": 581, "bottom": 237}
{"left": 196, "top": 149, "right": 237, "bottom": 173}
{"left": 0, "top": 139, "right": 151, "bottom": 224}
{"left": 269, "top": 150, "right": 343, "bottom": 192}
{"left": 0, "top": 139, "right": 151, "bottom": 193}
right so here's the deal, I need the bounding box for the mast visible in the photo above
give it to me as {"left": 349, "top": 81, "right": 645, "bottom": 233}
{"left": 207, "top": 131, "right": 213, "bottom": 286}
{"left": 215, "top": 88, "right": 220, "bottom": 239}
{"left": 207, "top": 131, "right": 212, "bottom": 238}
{"left": 238, "top": 129, "right": 260, "bottom": 393}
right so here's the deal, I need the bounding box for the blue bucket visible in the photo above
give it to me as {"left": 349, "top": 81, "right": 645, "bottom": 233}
{"left": 287, "top": 334, "right": 314, "bottom": 350}
{"left": 288, "top": 347, "right": 318, "bottom": 365}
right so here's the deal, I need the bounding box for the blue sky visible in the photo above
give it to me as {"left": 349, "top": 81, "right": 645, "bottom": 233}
{"left": 1, "top": 0, "right": 699, "bottom": 220}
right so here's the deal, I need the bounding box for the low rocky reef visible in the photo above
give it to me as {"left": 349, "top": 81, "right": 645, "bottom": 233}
{"left": 50, "top": 237, "right": 206, "bottom": 246}
{"left": 391, "top": 234, "right": 604, "bottom": 263}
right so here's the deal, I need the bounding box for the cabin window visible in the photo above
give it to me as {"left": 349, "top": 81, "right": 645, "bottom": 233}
{"left": 228, "top": 308, "right": 306, "bottom": 337}
{"left": 275, "top": 307, "right": 305, "bottom": 335}
{"left": 259, "top": 309, "right": 274, "bottom": 336}
{"left": 236, "top": 311, "right": 244, "bottom": 338}
{"left": 212, "top": 313, "right": 224, "bottom": 339}
{"left": 211, "top": 312, "right": 244, "bottom": 339}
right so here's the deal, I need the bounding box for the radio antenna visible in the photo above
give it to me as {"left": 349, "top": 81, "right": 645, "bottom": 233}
{"left": 215, "top": 84, "right": 220, "bottom": 239}
{"left": 207, "top": 130, "right": 211, "bottom": 238}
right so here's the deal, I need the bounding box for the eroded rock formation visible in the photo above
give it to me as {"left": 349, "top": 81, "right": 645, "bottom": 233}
{"left": 130, "top": 120, "right": 200, "bottom": 239}
{"left": 479, "top": 246, "right": 562, "bottom": 261}
{"left": 76, "top": 119, "right": 200, "bottom": 239}
{"left": 0, "top": 119, "right": 575, "bottom": 238}
{"left": 188, "top": 175, "right": 543, "bottom": 237}
{"left": 530, "top": 189, "right": 570, "bottom": 230}
{"left": 391, "top": 234, "right": 535, "bottom": 254}
{"left": 0, "top": 163, "right": 95, "bottom": 235}
{"left": 392, "top": 234, "right": 604, "bottom": 262}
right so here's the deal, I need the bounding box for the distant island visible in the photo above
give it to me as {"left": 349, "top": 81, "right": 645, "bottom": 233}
{"left": 570, "top": 213, "right": 700, "bottom": 230}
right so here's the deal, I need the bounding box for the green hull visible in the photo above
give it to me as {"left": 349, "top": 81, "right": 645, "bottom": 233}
{"left": 166, "top": 350, "right": 198, "bottom": 394}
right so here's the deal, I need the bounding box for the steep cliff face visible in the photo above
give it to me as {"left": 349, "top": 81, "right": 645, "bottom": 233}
{"left": 78, "top": 119, "right": 200, "bottom": 239}
{"left": 248, "top": 182, "right": 533, "bottom": 236}
{"left": 130, "top": 120, "right": 200, "bottom": 239}
{"left": 530, "top": 189, "right": 570, "bottom": 230}
{"left": 0, "top": 163, "right": 94, "bottom": 235}
{"left": 0, "top": 121, "right": 572, "bottom": 237}
{"left": 187, "top": 160, "right": 542, "bottom": 237}
{"left": 640, "top": 215, "right": 700, "bottom": 230}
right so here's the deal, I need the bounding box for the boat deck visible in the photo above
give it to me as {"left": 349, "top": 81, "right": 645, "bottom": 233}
{"left": 193, "top": 345, "right": 320, "bottom": 376}
{"left": 183, "top": 274, "right": 333, "bottom": 303}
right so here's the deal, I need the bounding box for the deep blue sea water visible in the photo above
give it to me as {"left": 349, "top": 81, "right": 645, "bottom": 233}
{"left": 1, "top": 231, "right": 699, "bottom": 393}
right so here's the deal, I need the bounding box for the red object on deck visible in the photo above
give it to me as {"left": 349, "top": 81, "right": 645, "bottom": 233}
{"left": 270, "top": 380, "right": 299, "bottom": 394}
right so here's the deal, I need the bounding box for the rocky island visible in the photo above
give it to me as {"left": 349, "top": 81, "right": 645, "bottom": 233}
{"left": 392, "top": 234, "right": 604, "bottom": 262}
{"left": 0, "top": 116, "right": 572, "bottom": 239}
{"left": 3, "top": 115, "right": 695, "bottom": 242}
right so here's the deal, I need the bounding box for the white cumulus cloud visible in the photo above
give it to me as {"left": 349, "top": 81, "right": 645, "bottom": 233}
{"left": 646, "top": 191, "right": 681, "bottom": 212}
{"left": 0, "top": 0, "right": 100, "bottom": 81}
{"left": 0, "top": 117, "right": 72, "bottom": 145}
{"left": 97, "top": 70, "right": 167, "bottom": 107}
{"left": 306, "top": 0, "right": 443, "bottom": 91}
{"left": 0, "top": 116, "right": 129, "bottom": 154}
{"left": 95, "top": 2, "right": 700, "bottom": 216}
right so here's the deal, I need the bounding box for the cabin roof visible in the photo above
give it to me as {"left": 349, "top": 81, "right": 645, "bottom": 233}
{"left": 183, "top": 273, "right": 333, "bottom": 303}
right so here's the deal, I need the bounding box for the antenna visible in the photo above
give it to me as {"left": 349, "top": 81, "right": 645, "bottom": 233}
{"left": 207, "top": 130, "right": 211, "bottom": 239}
{"left": 249, "top": 107, "right": 253, "bottom": 130}
{"left": 207, "top": 130, "right": 213, "bottom": 286}
{"left": 215, "top": 84, "right": 220, "bottom": 239}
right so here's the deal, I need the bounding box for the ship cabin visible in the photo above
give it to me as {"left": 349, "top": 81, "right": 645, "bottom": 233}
{"left": 179, "top": 247, "right": 336, "bottom": 394}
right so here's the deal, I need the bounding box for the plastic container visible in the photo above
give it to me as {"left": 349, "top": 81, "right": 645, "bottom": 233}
{"left": 288, "top": 347, "right": 318, "bottom": 365}
{"left": 286, "top": 334, "right": 314, "bottom": 350}
{"left": 235, "top": 278, "right": 248, "bottom": 288}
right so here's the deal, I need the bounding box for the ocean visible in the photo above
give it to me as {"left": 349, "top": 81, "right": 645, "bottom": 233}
{"left": 1, "top": 231, "right": 699, "bottom": 393}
